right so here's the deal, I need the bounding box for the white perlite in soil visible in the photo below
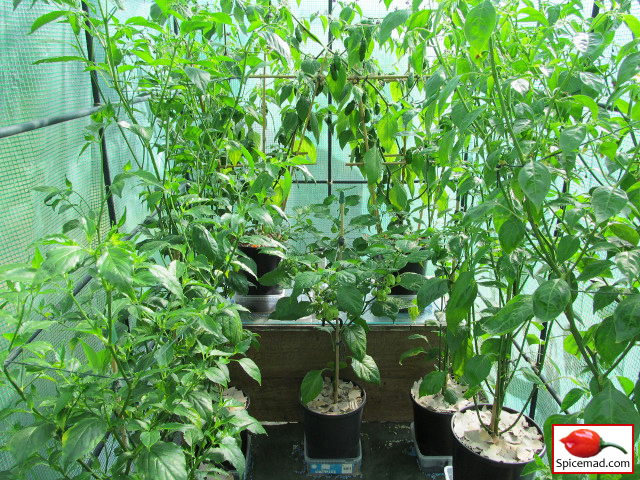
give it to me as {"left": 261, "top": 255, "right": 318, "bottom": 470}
{"left": 305, "top": 378, "right": 363, "bottom": 415}
{"left": 411, "top": 380, "right": 473, "bottom": 413}
{"left": 452, "top": 407, "right": 544, "bottom": 463}
{"left": 222, "top": 386, "right": 248, "bottom": 412}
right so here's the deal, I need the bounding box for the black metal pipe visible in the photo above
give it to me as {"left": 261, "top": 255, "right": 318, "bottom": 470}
{"left": 0, "top": 95, "right": 150, "bottom": 140}
{"left": 326, "top": 0, "right": 333, "bottom": 198}
{"left": 82, "top": 1, "right": 117, "bottom": 227}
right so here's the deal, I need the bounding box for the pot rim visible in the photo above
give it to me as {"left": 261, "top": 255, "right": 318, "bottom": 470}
{"left": 451, "top": 403, "right": 545, "bottom": 465}
{"left": 300, "top": 378, "right": 367, "bottom": 417}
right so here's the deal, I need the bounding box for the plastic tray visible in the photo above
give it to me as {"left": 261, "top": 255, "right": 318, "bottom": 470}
{"left": 444, "top": 465, "right": 453, "bottom": 480}
{"left": 410, "top": 422, "right": 452, "bottom": 473}
{"left": 304, "top": 435, "right": 362, "bottom": 475}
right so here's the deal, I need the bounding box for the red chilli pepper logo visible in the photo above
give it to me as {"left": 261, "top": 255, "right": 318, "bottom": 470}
{"left": 560, "top": 429, "right": 628, "bottom": 458}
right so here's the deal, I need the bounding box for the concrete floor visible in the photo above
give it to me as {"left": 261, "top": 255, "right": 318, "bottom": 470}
{"left": 246, "top": 422, "right": 446, "bottom": 480}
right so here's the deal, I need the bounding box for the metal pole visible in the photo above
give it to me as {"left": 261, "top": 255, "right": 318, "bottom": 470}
{"left": 82, "top": 1, "right": 117, "bottom": 227}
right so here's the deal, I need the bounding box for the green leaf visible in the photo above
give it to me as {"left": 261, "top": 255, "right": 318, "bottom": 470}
{"left": 136, "top": 441, "right": 187, "bottom": 480}
{"left": 613, "top": 295, "right": 640, "bottom": 342}
{"left": 544, "top": 413, "right": 580, "bottom": 466}
{"left": 593, "top": 285, "right": 619, "bottom": 313}
{"left": 293, "top": 271, "right": 321, "bottom": 294}
{"left": 398, "top": 346, "right": 426, "bottom": 365}
{"left": 191, "top": 225, "right": 219, "bottom": 264}
{"left": 595, "top": 316, "right": 628, "bottom": 364}
{"left": 9, "top": 423, "right": 56, "bottom": 465}
{"left": 44, "top": 245, "right": 85, "bottom": 275}
{"left": 34, "top": 55, "right": 87, "bottom": 65}
{"left": 377, "top": 113, "right": 398, "bottom": 152}
{"left": 378, "top": 9, "right": 411, "bottom": 45}
{"left": 363, "top": 148, "right": 382, "bottom": 186}
{"left": 237, "top": 358, "right": 261, "bottom": 385}
{"left": 533, "top": 278, "right": 571, "bottom": 321}
{"left": 445, "top": 271, "right": 477, "bottom": 332}
{"left": 97, "top": 246, "right": 133, "bottom": 293}
{"left": 351, "top": 354, "right": 381, "bottom": 385}
{"left": 140, "top": 431, "right": 161, "bottom": 449}
{"left": 561, "top": 388, "right": 586, "bottom": 411}
{"left": 617, "top": 52, "right": 640, "bottom": 86}
{"left": 184, "top": 66, "right": 210, "bottom": 92}
{"left": 154, "top": 341, "right": 174, "bottom": 368}
{"left": 62, "top": 417, "right": 107, "bottom": 469}
{"left": 592, "top": 186, "right": 628, "bottom": 224}
{"left": 560, "top": 125, "right": 586, "bottom": 155}
{"left": 262, "top": 31, "right": 291, "bottom": 62}
{"left": 623, "top": 14, "right": 640, "bottom": 37}
{"left": 147, "top": 264, "right": 183, "bottom": 298}
{"left": 615, "top": 249, "right": 640, "bottom": 283}
{"left": 577, "top": 259, "right": 613, "bottom": 281}
{"left": 344, "top": 324, "right": 367, "bottom": 361}
{"left": 464, "top": 1, "right": 496, "bottom": 52}
{"left": 609, "top": 223, "right": 639, "bottom": 246}
{"left": 518, "top": 161, "right": 551, "bottom": 209}
{"left": 30, "top": 11, "right": 68, "bottom": 34}
{"left": 498, "top": 216, "right": 525, "bottom": 254}
{"left": 418, "top": 371, "right": 447, "bottom": 397}
{"left": 337, "top": 285, "right": 364, "bottom": 316}
{"left": 557, "top": 235, "right": 580, "bottom": 263}
{"left": 462, "top": 354, "right": 491, "bottom": 387}
{"left": 326, "top": 63, "right": 347, "bottom": 99}
{"left": 483, "top": 294, "right": 534, "bottom": 336}
{"left": 219, "top": 436, "right": 245, "bottom": 476}
{"left": 296, "top": 95, "right": 311, "bottom": 122}
{"left": 417, "top": 277, "right": 448, "bottom": 311}
{"left": 301, "top": 370, "right": 324, "bottom": 405}
{"left": 584, "top": 387, "right": 640, "bottom": 442}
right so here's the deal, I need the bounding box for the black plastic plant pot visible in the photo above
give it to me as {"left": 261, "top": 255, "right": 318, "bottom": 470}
{"left": 238, "top": 245, "right": 283, "bottom": 295}
{"left": 301, "top": 382, "right": 366, "bottom": 459}
{"left": 390, "top": 261, "right": 426, "bottom": 295}
{"left": 411, "top": 393, "right": 455, "bottom": 456}
{"left": 451, "top": 404, "right": 545, "bottom": 480}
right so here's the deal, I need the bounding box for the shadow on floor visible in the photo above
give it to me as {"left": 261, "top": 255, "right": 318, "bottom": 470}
{"left": 247, "top": 422, "right": 446, "bottom": 480}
